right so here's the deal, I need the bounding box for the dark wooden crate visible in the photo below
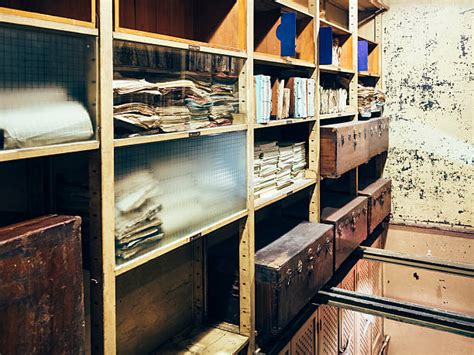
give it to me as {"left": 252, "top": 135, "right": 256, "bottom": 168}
{"left": 368, "top": 117, "right": 389, "bottom": 158}
{"left": 321, "top": 121, "right": 370, "bottom": 178}
{"left": 255, "top": 222, "right": 334, "bottom": 335}
{"left": 359, "top": 178, "right": 391, "bottom": 234}
{"left": 0, "top": 215, "right": 85, "bottom": 354}
{"left": 321, "top": 194, "right": 369, "bottom": 270}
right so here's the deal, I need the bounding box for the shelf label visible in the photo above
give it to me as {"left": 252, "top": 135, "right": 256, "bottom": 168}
{"left": 189, "top": 131, "right": 201, "bottom": 138}
{"left": 190, "top": 232, "right": 202, "bottom": 241}
{"left": 189, "top": 44, "right": 201, "bottom": 52}
{"left": 287, "top": 191, "right": 293, "bottom": 197}
{"left": 286, "top": 119, "right": 293, "bottom": 124}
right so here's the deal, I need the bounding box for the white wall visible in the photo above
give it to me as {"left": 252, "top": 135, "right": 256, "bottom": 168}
{"left": 382, "top": 0, "right": 474, "bottom": 228}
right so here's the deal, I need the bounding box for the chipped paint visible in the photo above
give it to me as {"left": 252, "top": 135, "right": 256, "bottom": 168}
{"left": 382, "top": 0, "right": 474, "bottom": 228}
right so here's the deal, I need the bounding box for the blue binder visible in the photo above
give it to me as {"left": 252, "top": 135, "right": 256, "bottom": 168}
{"left": 358, "top": 40, "right": 369, "bottom": 71}
{"left": 319, "top": 27, "right": 333, "bottom": 65}
{"left": 276, "top": 12, "right": 296, "bottom": 57}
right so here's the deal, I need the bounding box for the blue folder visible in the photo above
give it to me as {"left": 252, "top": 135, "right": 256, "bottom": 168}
{"left": 358, "top": 40, "right": 369, "bottom": 71}
{"left": 319, "top": 27, "right": 333, "bottom": 65}
{"left": 276, "top": 12, "right": 297, "bottom": 57}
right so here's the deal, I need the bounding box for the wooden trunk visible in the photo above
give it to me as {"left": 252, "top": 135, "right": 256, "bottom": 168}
{"left": 255, "top": 222, "right": 334, "bottom": 335}
{"left": 0, "top": 215, "right": 85, "bottom": 354}
{"left": 368, "top": 117, "right": 389, "bottom": 158}
{"left": 359, "top": 178, "right": 391, "bottom": 234}
{"left": 321, "top": 195, "right": 368, "bottom": 270}
{"left": 320, "top": 121, "right": 370, "bottom": 178}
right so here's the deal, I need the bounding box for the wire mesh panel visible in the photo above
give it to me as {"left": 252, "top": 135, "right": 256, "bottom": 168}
{"left": 339, "top": 268, "right": 356, "bottom": 355}
{"left": 0, "top": 25, "right": 96, "bottom": 149}
{"left": 114, "top": 131, "right": 247, "bottom": 262}
{"left": 113, "top": 40, "right": 244, "bottom": 138}
{"left": 291, "top": 313, "right": 316, "bottom": 355}
{"left": 318, "top": 305, "right": 338, "bottom": 355}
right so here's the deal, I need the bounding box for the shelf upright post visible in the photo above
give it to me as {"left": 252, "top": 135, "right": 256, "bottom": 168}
{"left": 309, "top": 0, "right": 320, "bottom": 223}
{"left": 89, "top": 0, "right": 116, "bottom": 354}
{"left": 239, "top": 0, "right": 256, "bottom": 352}
{"left": 350, "top": 0, "right": 359, "bottom": 196}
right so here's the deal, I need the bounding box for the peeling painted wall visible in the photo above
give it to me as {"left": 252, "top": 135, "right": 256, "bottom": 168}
{"left": 382, "top": 0, "right": 474, "bottom": 228}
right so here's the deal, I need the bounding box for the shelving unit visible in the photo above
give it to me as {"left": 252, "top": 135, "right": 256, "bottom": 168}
{"left": 0, "top": 0, "right": 387, "bottom": 354}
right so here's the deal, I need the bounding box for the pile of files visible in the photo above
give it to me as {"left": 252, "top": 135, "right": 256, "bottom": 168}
{"left": 358, "top": 84, "right": 386, "bottom": 117}
{"left": 320, "top": 86, "right": 348, "bottom": 114}
{"left": 255, "top": 76, "right": 316, "bottom": 123}
{"left": 277, "top": 144, "right": 294, "bottom": 189}
{"left": 291, "top": 142, "right": 307, "bottom": 179}
{"left": 254, "top": 141, "right": 279, "bottom": 196}
{"left": 115, "top": 170, "right": 163, "bottom": 260}
{"left": 209, "top": 74, "right": 239, "bottom": 125}
{"left": 254, "top": 141, "right": 308, "bottom": 197}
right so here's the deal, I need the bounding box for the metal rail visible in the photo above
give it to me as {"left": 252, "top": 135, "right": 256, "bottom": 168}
{"left": 315, "top": 287, "right": 474, "bottom": 338}
{"left": 357, "top": 246, "right": 474, "bottom": 278}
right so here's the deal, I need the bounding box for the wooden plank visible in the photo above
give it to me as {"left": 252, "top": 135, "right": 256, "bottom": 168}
{"left": 319, "top": 64, "right": 355, "bottom": 74}
{"left": 0, "top": 141, "right": 99, "bottom": 163}
{"left": 254, "top": 178, "right": 317, "bottom": 211}
{"left": 253, "top": 52, "right": 316, "bottom": 68}
{"left": 0, "top": 11, "right": 98, "bottom": 35}
{"left": 115, "top": 210, "right": 249, "bottom": 276}
{"left": 116, "top": 244, "right": 194, "bottom": 354}
{"left": 155, "top": 325, "right": 249, "bottom": 355}
{"left": 89, "top": 0, "right": 116, "bottom": 353}
{"left": 114, "top": 124, "right": 248, "bottom": 148}
{"left": 349, "top": 0, "right": 358, "bottom": 111}
{"left": 240, "top": 1, "right": 255, "bottom": 351}
{"left": 320, "top": 110, "right": 358, "bottom": 120}
{"left": 254, "top": 117, "right": 317, "bottom": 129}
{"left": 114, "top": 26, "right": 247, "bottom": 55}
{"left": 320, "top": 18, "right": 352, "bottom": 35}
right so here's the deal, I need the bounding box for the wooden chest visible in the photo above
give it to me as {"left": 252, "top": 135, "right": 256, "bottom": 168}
{"left": 359, "top": 178, "right": 392, "bottom": 234}
{"left": 255, "top": 222, "right": 334, "bottom": 335}
{"left": 320, "top": 121, "right": 370, "bottom": 178}
{"left": 321, "top": 195, "right": 368, "bottom": 270}
{"left": 0, "top": 215, "right": 85, "bottom": 354}
{"left": 368, "top": 117, "right": 389, "bottom": 158}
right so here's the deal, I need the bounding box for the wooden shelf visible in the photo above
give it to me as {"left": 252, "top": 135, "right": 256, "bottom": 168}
{"left": 114, "top": 0, "right": 246, "bottom": 54}
{"left": 320, "top": 111, "right": 358, "bottom": 120}
{"left": 255, "top": 0, "right": 314, "bottom": 19}
{"left": 0, "top": 10, "right": 98, "bottom": 36}
{"left": 115, "top": 210, "right": 248, "bottom": 276}
{"left": 0, "top": 2, "right": 96, "bottom": 33}
{"left": 255, "top": 178, "right": 316, "bottom": 211}
{"left": 154, "top": 325, "right": 249, "bottom": 355}
{"left": 253, "top": 52, "right": 316, "bottom": 68}
{"left": 255, "top": 117, "right": 316, "bottom": 129}
{"left": 114, "top": 124, "right": 248, "bottom": 148}
{"left": 320, "top": 64, "right": 355, "bottom": 75}
{"left": 320, "top": 18, "right": 352, "bottom": 36}
{"left": 0, "top": 141, "right": 99, "bottom": 163}
{"left": 113, "top": 31, "right": 247, "bottom": 58}
{"left": 358, "top": 71, "right": 380, "bottom": 78}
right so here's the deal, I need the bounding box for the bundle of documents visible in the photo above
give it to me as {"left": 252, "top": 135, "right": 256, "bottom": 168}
{"left": 0, "top": 88, "right": 94, "bottom": 149}
{"left": 254, "top": 141, "right": 279, "bottom": 195}
{"left": 358, "top": 84, "right": 385, "bottom": 117}
{"left": 155, "top": 106, "right": 191, "bottom": 132}
{"left": 115, "top": 170, "right": 163, "bottom": 260}
{"left": 255, "top": 75, "right": 272, "bottom": 123}
{"left": 291, "top": 142, "right": 307, "bottom": 179}
{"left": 254, "top": 141, "right": 308, "bottom": 197}
{"left": 255, "top": 76, "right": 315, "bottom": 122}
{"left": 319, "top": 86, "right": 348, "bottom": 114}
{"left": 277, "top": 144, "right": 294, "bottom": 189}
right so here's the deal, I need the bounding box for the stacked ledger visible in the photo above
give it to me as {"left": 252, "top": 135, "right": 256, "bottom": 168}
{"left": 254, "top": 141, "right": 308, "bottom": 198}
{"left": 255, "top": 76, "right": 316, "bottom": 123}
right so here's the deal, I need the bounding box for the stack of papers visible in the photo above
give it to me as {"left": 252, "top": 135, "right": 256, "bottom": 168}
{"left": 254, "top": 141, "right": 279, "bottom": 195}
{"left": 320, "top": 86, "right": 348, "bottom": 114}
{"left": 254, "top": 141, "right": 308, "bottom": 197}
{"left": 255, "top": 75, "right": 272, "bottom": 123}
{"left": 358, "top": 84, "right": 385, "bottom": 117}
{"left": 292, "top": 142, "right": 307, "bottom": 179}
{"left": 115, "top": 171, "right": 163, "bottom": 260}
